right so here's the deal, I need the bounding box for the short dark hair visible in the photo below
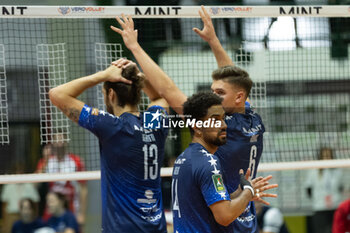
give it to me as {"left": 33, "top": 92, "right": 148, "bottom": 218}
{"left": 183, "top": 92, "right": 223, "bottom": 135}
{"left": 103, "top": 64, "right": 144, "bottom": 107}
{"left": 212, "top": 65, "right": 252, "bottom": 97}
{"left": 19, "top": 198, "right": 37, "bottom": 214}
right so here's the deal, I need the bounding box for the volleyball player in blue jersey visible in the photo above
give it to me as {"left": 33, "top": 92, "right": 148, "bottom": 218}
{"left": 112, "top": 8, "right": 275, "bottom": 232}
{"left": 172, "top": 92, "right": 271, "bottom": 233}
{"left": 49, "top": 63, "right": 168, "bottom": 232}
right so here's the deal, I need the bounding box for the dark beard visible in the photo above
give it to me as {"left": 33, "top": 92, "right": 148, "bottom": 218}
{"left": 106, "top": 101, "right": 113, "bottom": 114}
{"left": 204, "top": 130, "right": 227, "bottom": 147}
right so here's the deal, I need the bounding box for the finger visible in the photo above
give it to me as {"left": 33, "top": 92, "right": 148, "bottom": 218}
{"left": 110, "top": 25, "right": 122, "bottom": 35}
{"left": 245, "top": 168, "right": 251, "bottom": 180}
{"left": 117, "top": 77, "right": 132, "bottom": 85}
{"left": 128, "top": 15, "right": 134, "bottom": 28}
{"left": 256, "top": 198, "right": 270, "bottom": 206}
{"left": 123, "top": 61, "right": 136, "bottom": 69}
{"left": 251, "top": 176, "right": 263, "bottom": 184}
{"left": 254, "top": 175, "right": 273, "bottom": 186}
{"left": 192, "top": 28, "right": 202, "bottom": 36}
{"left": 121, "top": 13, "right": 128, "bottom": 25}
{"left": 111, "top": 59, "right": 124, "bottom": 68}
{"left": 260, "top": 193, "right": 278, "bottom": 198}
{"left": 263, "top": 184, "right": 279, "bottom": 191}
{"left": 198, "top": 8, "right": 206, "bottom": 23}
{"left": 115, "top": 16, "right": 125, "bottom": 28}
{"left": 201, "top": 5, "right": 211, "bottom": 19}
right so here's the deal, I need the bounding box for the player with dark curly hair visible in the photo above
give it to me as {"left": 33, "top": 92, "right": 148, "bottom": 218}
{"left": 171, "top": 92, "right": 275, "bottom": 232}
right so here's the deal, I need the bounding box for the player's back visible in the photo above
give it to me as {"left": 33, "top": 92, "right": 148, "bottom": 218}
{"left": 172, "top": 143, "right": 233, "bottom": 233}
{"left": 79, "top": 105, "right": 168, "bottom": 233}
{"left": 215, "top": 104, "right": 265, "bottom": 232}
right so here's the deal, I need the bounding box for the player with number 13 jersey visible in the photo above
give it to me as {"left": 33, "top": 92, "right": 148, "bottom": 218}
{"left": 79, "top": 104, "right": 168, "bottom": 232}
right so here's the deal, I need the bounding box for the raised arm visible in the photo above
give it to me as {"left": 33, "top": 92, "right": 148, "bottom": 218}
{"left": 49, "top": 65, "right": 131, "bottom": 123}
{"left": 193, "top": 6, "right": 234, "bottom": 67}
{"left": 111, "top": 15, "right": 187, "bottom": 115}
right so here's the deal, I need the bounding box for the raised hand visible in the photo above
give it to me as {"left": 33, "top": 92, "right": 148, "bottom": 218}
{"left": 111, "top": 14, "right": 139, "bottom": 51}
{"left": 251, "top": 175, "right": 278, "bottom": 205}
{"left": 112, "top": 58, "right": 145, "bottom": 80}
{"left": 102, "top": 64, "right": 132, "bottom": 84}
{"left": 193, "top": 5, "right": 217, "bottom": 43}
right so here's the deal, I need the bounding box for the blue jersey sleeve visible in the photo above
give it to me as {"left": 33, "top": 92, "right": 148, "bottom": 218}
{"left": 64, "top": 212, "right": 79, "bottom": 232}
{"left": 78, "top": 104, "right": 122, "bottom": 141}
{"left": 197, "top": 156, "right": 230, "bottom": 207}
{"left": 145, "top": 105, "right": 169, "bottom": 136}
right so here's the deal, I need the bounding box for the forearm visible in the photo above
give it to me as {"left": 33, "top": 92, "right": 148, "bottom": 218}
{"left": 212, "top": 189, "right": 252, "bottom": 226}
{"left": 226, "top": 190, "right": 252, "bottom": 221}
{"left": 230, "top": 188, "right": 242, "bottom": 199}
{"left": 208, "top": 37, "right": 234, "bottom": 67}
{"left": 49, "top": 71, "right": 107, "bottom": 122}
{"left": 79, "top": 184, "right": 88, "bottom": 221}
{"left": 50, "top": 71, "right": 106, "bottom": 100}
{"left": 143, "top": 79, "right": 162, "bottom": 102}
{"left": 130, "top": 45, "right": 187, "bottom": 114}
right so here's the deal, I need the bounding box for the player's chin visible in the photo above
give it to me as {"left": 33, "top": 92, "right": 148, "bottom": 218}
{"left": 216, "top": 136, "right": 227, "bottom": 146}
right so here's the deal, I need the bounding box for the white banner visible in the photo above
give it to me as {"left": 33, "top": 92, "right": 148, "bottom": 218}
{"left": 0, "top": 5, "right": 350, "bottom": 18}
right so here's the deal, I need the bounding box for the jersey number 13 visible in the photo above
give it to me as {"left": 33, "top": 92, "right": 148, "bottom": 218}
{"left": 143, "top": 144, "right": 158, "bottom": 180}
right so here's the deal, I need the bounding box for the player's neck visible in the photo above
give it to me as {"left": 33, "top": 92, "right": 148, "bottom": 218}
{"left": 226, "top": 102, "right": 245, "bottom": 114}
{"left": 113, "top": 105, "right": 139, "bottom": 117}
{"left": 192, "top": 137, "right": 218, "bottom": 154}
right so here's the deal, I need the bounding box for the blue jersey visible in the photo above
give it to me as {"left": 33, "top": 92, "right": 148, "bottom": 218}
{"left": 11, "top": 218, "right": 45, "bottom": 233}
{"left": 172, "top": 143, "right": 232, "bottom": 233}
{"left": 47, "top": 210, "right": 79, "bottom": 233}
{"left": 79, "top": 105, "right": 168, "bottom": 233}
{"left": 215, "top": 103, "right": 265, "bottom": 233}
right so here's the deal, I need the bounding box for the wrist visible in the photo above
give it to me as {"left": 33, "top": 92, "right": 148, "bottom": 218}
{"left": 207, "top": 36, "right": 220, "bottom": 46}
{"left": 93, "top": 71, "right": 109, "bottom": 83}
{"left": 243, "top": 185, "right": 254, "bottom": 197}
{"left": 128, "top": 43, "right": 141, "bottom": 52}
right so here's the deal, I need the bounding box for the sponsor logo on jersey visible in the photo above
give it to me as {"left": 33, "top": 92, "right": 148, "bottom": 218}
{"left": 212, "top": 174, "right": 225, "bottom": 192}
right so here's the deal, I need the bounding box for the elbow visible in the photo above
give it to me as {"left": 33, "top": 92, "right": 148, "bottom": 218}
{"left": 214, "top": 215, "right": 234, "bottom": 227}
{"left": 48, "top": 87, "right": 62, "bottom": 107}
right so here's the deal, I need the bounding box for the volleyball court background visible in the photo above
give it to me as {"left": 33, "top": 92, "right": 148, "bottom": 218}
{"left": 0, "top": 6, "right": 350, "bottom": 229}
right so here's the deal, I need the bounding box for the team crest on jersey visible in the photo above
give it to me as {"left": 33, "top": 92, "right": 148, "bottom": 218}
{"left": 91, "top": 108, "right": 99, "bottom": 116}
{"left": 212, "top": 174, "right": 225, "bottom": 192}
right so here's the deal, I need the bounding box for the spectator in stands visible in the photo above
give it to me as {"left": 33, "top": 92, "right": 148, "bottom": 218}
{"left": 305, "top": 147, "right": 344, "bottom": 233}
{"left": 1, "top": 164, "right": 40, "bottom": 233}
{"left": 46, "top": 192, "right": 79, "bottom": 233}
{"left": 11, "top": 198, "right": 45, "bottom": 233}
{"left": 36, "top": 131, "right": 87, "bottom": 228}
{"left": 332, "top": 198, "right": 350, "bottom": 233}
{"left": 256, "top": 201, "right": 290, "bottom": 233}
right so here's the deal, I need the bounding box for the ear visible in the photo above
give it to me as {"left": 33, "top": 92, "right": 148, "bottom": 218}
{"left": 235, "top": 90, "right": 245, "bottom": 104}
{"left": 108, "top": 88, "right": 115, "bottom": 102}
{"left": 192, "top": 125, "right": 202, "bottom": 136}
